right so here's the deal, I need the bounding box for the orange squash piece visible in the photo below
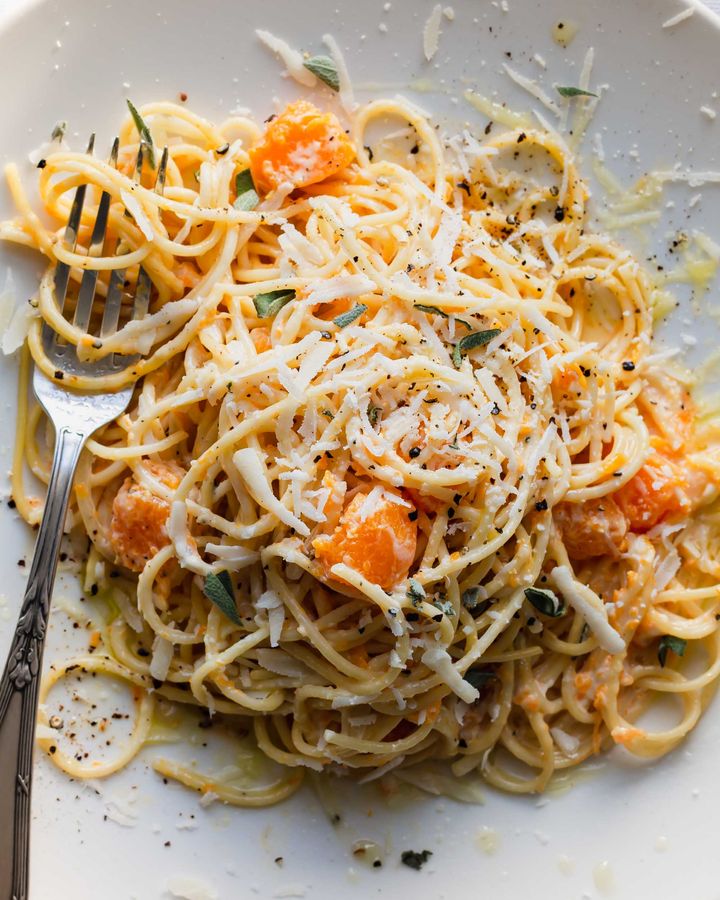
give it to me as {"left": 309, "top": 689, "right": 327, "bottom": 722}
{"left": 249, "top": 100, "right": 355, "bottom": 191}
{"left": 110, "top": 460, "right": 184, "bottom": 572}
{"left": 312, "top": 488, "right": 417, "bottom": 589}
{"left": 614, "top": 452, "right": 688, "bottom": 532}
{"left": 249, "top": 326, "right": 272, "bottom": 353}
{"left": 553, "top": 497, "right": 627, "bottom": 559}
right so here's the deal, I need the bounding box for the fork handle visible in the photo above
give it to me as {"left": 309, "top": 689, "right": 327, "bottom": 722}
{"left": 0, "top": 426, "right": 86, "bottom": 900}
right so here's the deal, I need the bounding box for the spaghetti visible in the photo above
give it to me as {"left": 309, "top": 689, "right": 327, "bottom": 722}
{"left": 2, "top": 94, "right": 720, "bottom": 804}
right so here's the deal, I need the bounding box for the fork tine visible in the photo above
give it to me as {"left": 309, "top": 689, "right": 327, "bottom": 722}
{"left": 100, "top": 269, "right": 127, "bottom": 338}
{"left": 131, "top": 146, "right": 167, "bottom": 322}
{"left": 155, "top": 146, "right": 169, "bottom": 192}
{"left": 120, "top": 143, "right": 145, "bottom": 227}
{"left": 134, "top": 143, "right": 145, "bottom": 184}
{"left": 52, "top": 134, "right": 95, "bottom": 315}
{"left": 132, "top": 265, "right": 153, "bottom": 321}
{"left": 72, "top": 140, "right": 118, "bottom": 333}
{"left": 97, "top": 138, "right": 126, "bottom": 340}
{"left": 108, "top": 136, "right": 120, "bottom": 168}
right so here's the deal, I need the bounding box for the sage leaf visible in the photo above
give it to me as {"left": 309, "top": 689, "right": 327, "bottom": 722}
{"left": 253, "top": 289, "right": 295, "bottom": 318}
{"left": 452, "top": 328, "right": 501, "bottom": 368}
{"left": 333, "top": 303, "right": 367, "bottom": 328}
{"left": 407, "top": 578, "right": 426, "bottom": 606}
{"left": 234, "top": 169, "right": 259, "bottom": 211}
{"left": 524, "top": 586, "right": 564, "bottom": 617}
{"left": 556, "top": 86, "right": 597, "bottom": 98}
{"left": 463, "top": 669, "right": 497, "bottom": 690}
{"left": 304, "top": 55, "right": 340, "bottom": 91}
{"left": 203, "top": 571, "right": 241, "bottom": 625}
{"left": 126, "top": 99, "right": 156, "bottom": 168}
{"left": 658, "top": 635, "right": 687, "bottom": 668}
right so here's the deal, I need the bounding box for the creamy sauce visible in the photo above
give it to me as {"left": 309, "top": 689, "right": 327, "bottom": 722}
{"left": 552, "top": 20, "right": 578, "bottom": 47}
{"left": 655, "top": 835, "right": 669, "bottom": 852}
{"left": 475, "top": 826, "right": 500, "bottom": 855}
{"left": 593, "top": 861, "right": 615, "bottom": 894}
{"left": 464, "top": 90, "right": 534, "bottom": 131}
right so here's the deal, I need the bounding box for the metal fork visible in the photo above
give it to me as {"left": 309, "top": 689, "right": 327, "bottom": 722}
{"left": 0, "top": 137, "right": 167, "bottom": 900}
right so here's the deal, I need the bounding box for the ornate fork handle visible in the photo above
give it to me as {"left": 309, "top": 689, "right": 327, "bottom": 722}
{"left": 0, "top": 426, "right": 86, "bottom": 900}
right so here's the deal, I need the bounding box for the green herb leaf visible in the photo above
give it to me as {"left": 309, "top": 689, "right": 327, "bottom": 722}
{"left": 303, "top": 55, "right": 340, "bottom": 91}
{"left": 51, "top": 120, "right": 67, "bottom": 142}
{"left": 556, "top": 86, "right": 598, "bottom": 98}
{"left": 452, "top": 328, "right": 502, "bottom": 368}
{"left": 463, "top": 668, "right": 497, "bottom": 690}
{"left": 234, "top": 169, "right": 259, "bottom": 211}
{"left": 461, "top": 587, "right": 492, "bottom": 615}
{"left": 235, "top": 169, "right": 254, "bottom": 194}
{"left": 400, "top": 849, "right": 433, "bottom": 871}
{"left": 253, "top": 289, "right": 295, "bottom": 318}
{"left": 461, "top": 586, "right": 482, "bottom": 609}
{"left": 524, "top": 586, "right": 564, "bottom": 618}
{"left": 333, "top": 303, "right": 367, "bottom": 328}
{"left": 433, "top": 599, "right": 455, "bottom": 617}
{"left": 407, "top": 578, "right": 426, "bottom": 606}
{"left": 203, "top": 571, "right": 241, "bottom": 625}
{"left": 415, "top": 303, "right": 449, "bottom": 317}
{"left": 234, "top": 190, "right": 259, "bottom": 211}
{"left": 658, "top": 635, "right": 687, "bottom": 668}
{"left": 368, "top": 404, "right": 382, "bottom": 425}
{"left": 414, "top": 303, "right": 473, "bottom": 330}
{"left": 126, "top": 99, "right": 156, "bottom": 168}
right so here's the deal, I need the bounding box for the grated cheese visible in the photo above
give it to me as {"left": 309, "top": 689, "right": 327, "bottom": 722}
{"left": 305, "top": 273, "right": 374, "bottom": 304}
{"left": 149, "top": 635, "right": 173, "bottom": 681}
{"left": 168, "top": 501, "right": 212, "bottom": 576}
{"left": 233, "top": 448, "right": 310, "bottom": 536}
{"left": 423, "top": 4, "right": 443, "bottom": 61}
{"left": 348, "top": 713, "right": 377, "bottom": 726}
{"left": 204, "top": 543, "right": 258, "bottom": 567}
{"left": 465, "top": 90, "right": 534, "bottom": 130}
{"left": 1, "top": 281, "right": 40, "bottom": 355}
{"left": 331, "top": 693, "right": 373, "bottom": 709}
{"left": 552, "top": 566, "right": 624, "bottom": 654}
{"left": 256, "top": 649, "right": 308, "bottom": 677}
{"left": 113, "top": 587, "right": 144, "bottom": 633}
{"left": 0, "top": 268, "right": 15, "bottom": 352}
{"left": 322, "top": 33, "right": 355, "bottom": 113}
{"left": 255, "top": 30, "right": 317, "bottom": 87}
{"left": 391, "top": 685, "right": 406, "bottom": 707}
{"left": 166, "top": 877, "right": 219, "bottom": 900}
{"left": 662, "top": 7, "right": 694, "bottom": 28}
{"left": 422, "top": 646, "right": 479, "bottom": 703}
{"left": 502, "top": 64, "right": 561, "bottom": 119}
{"left": 27, "top": 132, "right": 69, "bottom": 167}
{"left": 120, "top": 189, "right": 154, "bottom": 242}
{"left": 256, "top": 590, "right": 285, "bottom": 647}
{"left": 550, "top": 726, "right": 580, "bottom": 755}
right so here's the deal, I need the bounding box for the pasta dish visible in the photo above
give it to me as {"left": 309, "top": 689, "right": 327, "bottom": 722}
{"left": 2, "top": 79, "right": 720, "bottom": 806}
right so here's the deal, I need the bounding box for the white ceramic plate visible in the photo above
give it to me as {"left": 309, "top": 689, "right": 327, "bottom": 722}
{"left": 1, "top": 0, "right": 719, "bottom": 897}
